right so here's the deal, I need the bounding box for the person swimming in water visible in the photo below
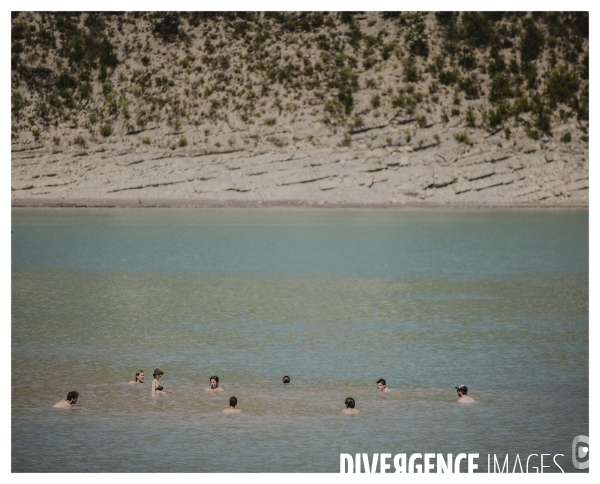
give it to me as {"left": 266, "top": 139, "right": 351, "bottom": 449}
{"left": 129, "top": 369, "right": 145, "bottom": 384}
{"left": 342, "top": 397, "right": 360, "bottom": 415}
{"left": 283, "top": 375, "right": 290, "bottom": 384}
{"left": 455, "top": 385, "right": 475, "bottom": 404}
{"left": 222, "top": 396, "right": 242, "bottom": 414}
{"left": 53, "top": 391, "right": 79, "bottom": 409}
{"left": 205, "top": 375, "right": 224, "bottom": 392}
{"left": 152, "top": 369, "right": 167, "bottom": 395}
{"left": 376, "top": 378, "right": 390, "bottom": 392}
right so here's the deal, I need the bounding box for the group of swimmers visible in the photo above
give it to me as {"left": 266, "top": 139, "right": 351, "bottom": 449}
{"left": 54, "top": 372, "right": 475, "bottom": 410}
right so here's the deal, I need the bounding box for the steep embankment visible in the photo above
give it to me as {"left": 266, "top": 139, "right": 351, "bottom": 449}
{"left": 11, "top": 12, "right": 589, "bottom": 206}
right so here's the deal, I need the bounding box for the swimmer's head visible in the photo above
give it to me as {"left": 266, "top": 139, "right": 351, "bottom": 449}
{"left": 283, "top": 375, "right": 290, "bottom": 384}
{"left": 67, "top": 391, "right": 79, "bottom": 403}
{"left": 345, "top": 397, "right": 355, "bottom": 409}
{"left": 210, "top": 376, "right": 219, "bottom": 388}
{"left": 229, "top": 396, "right": 237, "bottom": 407}
{"left": 455, "top": 385, "right": 468, "bottom": 395}
{"left": 135, "top": 370, "right": 144, "bottom": 382}
{"left": 153, "top": 368, "right": 164, "bottom": 377}
{"left": 377, "top": 378, "right": 386, "bottom": 390}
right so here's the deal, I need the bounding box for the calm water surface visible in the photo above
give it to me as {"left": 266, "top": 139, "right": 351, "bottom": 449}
{"left": 11, "top": 208, "right": 588, "bottom": 472}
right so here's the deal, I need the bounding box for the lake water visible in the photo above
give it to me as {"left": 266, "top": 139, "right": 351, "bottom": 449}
{"left": 11, "top": 208, "right": 588, "bottom": 472}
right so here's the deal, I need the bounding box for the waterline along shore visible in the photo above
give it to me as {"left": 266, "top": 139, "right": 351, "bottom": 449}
{"left": 10, "top": 198, "right": 590, "bottom": 209}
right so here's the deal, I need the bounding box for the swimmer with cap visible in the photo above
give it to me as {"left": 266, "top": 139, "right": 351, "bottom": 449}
{"left": 342, "top": 397, "right": 360, "bottom": 415}
{"left": 205, "top": 375, "right": 224, "bottom": 392}
{"left": 53, "top": 391, "right": 79, "bottom": 408}
{"left": 283, "top": 375, "right": 290, "bottom": 384}
{"left": 152, "top": 368, "right": 168, "bottom": 395}
{"left": 455, "top": 385, "right": 474, "bottom": 404}
{"left": 376, "top": 378, "right": 390, "bottom": 392}
{"left": 222, "top": 396, "right": 242, "bottom": 414}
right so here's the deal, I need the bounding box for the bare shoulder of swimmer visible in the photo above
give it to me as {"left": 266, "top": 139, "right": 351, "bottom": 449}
{"left": 53, "top": 400, "right": 71, "bottom": 408}
{"left": 458, "top": 395, "right": 475, "bottom": 404}
{"left": 223, "top": 408, "right": 242, "bottom": 414}
{"left": 342, "top": 408, "right": 360, "bottom": 415}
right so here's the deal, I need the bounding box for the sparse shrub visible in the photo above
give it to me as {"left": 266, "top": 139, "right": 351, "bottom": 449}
{"left": 405, "top": 132, "right": 411, "bottom": 143}
{"left": 460, "top": 12, "right": 495, "bottom": 48}
{"left": 465, "top": 108, "right": 476, "bottom": 127}
{"left": 142, "top": 137, "right": 151, "bottom": 144}
{"left": 339, "top": 132, "right": 352, "bottom": 147}
{"left": 11, "top": 93, "right": 27, "bottom": 119}
{"left": 100, "top": 125, "right": 113, "bottom": 137}
{"left": 53, "top": 136, "right": 61, "bottom": 146}
{"left": 454, "top": 132, "right": 473, "bottom": 145}
{"left": 531, "top": 94, "right": 552, "bottom": 135}
{"left": 153, "top": 12, "right": 180, "bottom": 43}
{"left": 520, "top": 18, "right": 545, "bottom": 63}
{"left": 362, "top": 57, "right": 377, "bottom": 70}
{"left": 504, "top": 127, "right": 511, "bottom": 140}
{"left": 215, "top": 142, "right": 221, "bottom": 147}
{"left": 267, "top": 136, "right": 287, "bottom": 148}
{"left": 489, "top": 75, "right": 513, "bottom": 104}
{"left": 438, "top": 68, "right": 460, "bottom": 86}
{"left": 458, "top": 47, "right": 477, "bottom": 71}
{"left": 545, "top": 65, "right": 579, "bottom": 108}
{"left": 74, "top": 135, "right": 86, "bottom": 147}
{"left": 32, "top": 128, "right": 40, "bottom": 141}
{"left": 560, "top": 131, "right": 572, "bottom": 143}
{"left": 179, "top": 135, "right": 187, "bottom": 147}
{"left": 404, "top": 12, "right": 429, "bottom": 58}
{"left": 264, "top": 117, "right": 276, "bottom": 126}
{"left": 402, "top": 55, "right": 419, "bottom": 83}
{"left": 370, "top": 94, "right": 381, "bottom": 110}
{"left": 459, "top": 74, "right": 479, "bottom": 99}
{"left": 486, "top": 101, "right": 510, "bottom": 130}
{"left": 433, "top": 133, "right": 440, "bottom": 143}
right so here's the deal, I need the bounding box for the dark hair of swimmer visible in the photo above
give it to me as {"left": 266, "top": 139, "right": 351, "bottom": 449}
{"left": 67, "top": 391, "right": 79, "bottom": 401}
{"left": 210, "top": 375, "right": 219, "bottom": 383}
{"left": 345, "top": 397, "right": 355, "bottom": 408}
{"left": 377, "top": 378, "right": 386, "bottom": 386}
{"left": 283, "top": 375, "right": 290, "bottom": 383}
{"left": 455, "top": 385, "right": 468, "bottom": 394}
{"left": 229, "top": 396, "right": 237, "bottom": 407}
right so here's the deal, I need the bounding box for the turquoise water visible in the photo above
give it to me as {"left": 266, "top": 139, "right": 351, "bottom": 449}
{"left": 11, "top": 208, "right": 588, "bottom": 472}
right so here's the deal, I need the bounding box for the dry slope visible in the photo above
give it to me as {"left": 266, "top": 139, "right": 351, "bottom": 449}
{"left": 11, "top": 12, "right": 589, "bottom": 206}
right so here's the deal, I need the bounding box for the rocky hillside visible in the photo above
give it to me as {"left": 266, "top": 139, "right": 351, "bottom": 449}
{"left": 11, "top": 12, "right": 589, "bottom": 206}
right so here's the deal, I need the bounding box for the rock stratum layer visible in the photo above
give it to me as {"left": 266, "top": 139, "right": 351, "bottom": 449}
{"left": 12, "top": 132, "right": 588, "bottom": 206}
{"left": 11, "top": 12, "right": 588, "bottom": 207}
